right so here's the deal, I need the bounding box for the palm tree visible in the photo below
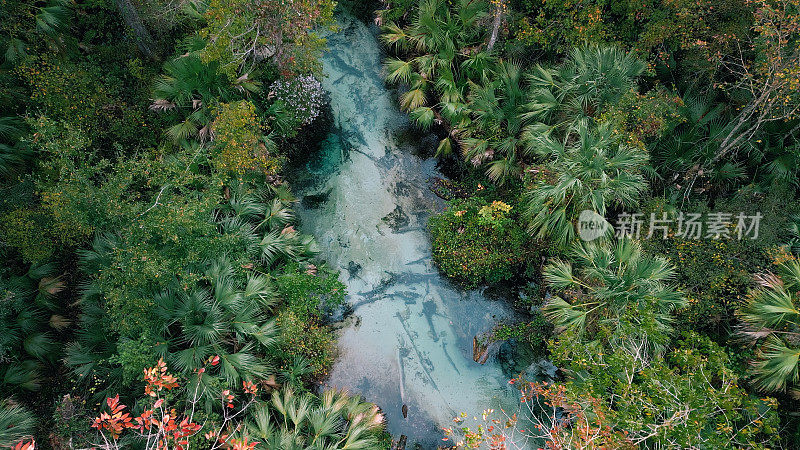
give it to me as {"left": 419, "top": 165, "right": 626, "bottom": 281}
{"left": 651, "top": 94, "right": 746, "bottom": 199}
{"left": 0, "top": 116, "right": 31, "bottom": 179}
{"left": 525, "top": 45, "right": 645, "bottom": 135}
{"left": 35, "top": 0, "right": 71, "bottom": 39}
{"left": 523, "top": 121, "right": 648, "bottom": 248}
{"left": 461, "top": 60, "right": 533, "bottom": 184}
{"left": 69, "top": 254, "right": 279, "bottom": 401}
{"left": 243, "top": 388, "right": 385, "bottom": 449}
{"left": 66, "top": 237, "right": 139, "bottom": 399}
{"left": 784, "top": 214, "right": 800, "bottom": 255}
{"left": 543, "top": 238, "right": 685, "bottom": 355}
{"left": 738, "top": 258, "right": 800, "bottom": 393}
{"left": 278, "top": 355, "right": 315, "bottom": 390}
{"left": 0, "top": 401, "right": 35, "bottom": 447}
{"left": 69, "top": 229, "right": 284, "bottom": 402}
{"left": 0, "top": 263, "right": 65, "bottom": 393}
{"left": 154, "top": 258, "right": 277, "bottom": 383}
{"left": 1, "top": 0, "right": 72, "bottom": 62}
{"left": 68, "top": 185, "right": 318, "bottom": 402}
{"left": 382, "top": 0, "right": 491, "bottom": 156}
{"left": 151, "top": 55, "right": 259, "bottom": 143}
{"left": 215, "top": 184, "right": 319, "bottom": 266}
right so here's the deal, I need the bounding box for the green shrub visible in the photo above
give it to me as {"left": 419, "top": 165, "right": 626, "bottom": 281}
{"left": 641, "top": 189, "right": 795, "bottom": 336}
{"left": 493, "top": 311, "right": 553, "bottom": 352}
{"left": 273, "top": 309, "right": 336, "bottom": 379}
{"left": 429, "top": 198, "right": 531, "bottom": 288}
{"left": 17, "top": 56, "right": 159, "bottom": 150}
{"left": 0, "top": 207, "right": 57, "bottom": 262}
{"left": 275, "top": 263, "right": 345, "bottom": 321}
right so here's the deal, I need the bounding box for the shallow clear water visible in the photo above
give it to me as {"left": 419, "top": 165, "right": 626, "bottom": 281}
{"left": 295, "top": 15, "right": 520, "bottom": 448}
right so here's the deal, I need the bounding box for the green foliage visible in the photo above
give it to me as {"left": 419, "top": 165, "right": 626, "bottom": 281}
{"left": 492, "top": 311, "right": 552, "bottom": 351}
{"left": 71, "top": 178, "right": 316, "bottom": 335}
{"left": 0, "top": 206, "right": 57, "bottom": 262}
{"left": 244, "top": 388, "right": 386, "bottom": 448}
{"left": 641, "top": 189, "right": 794, "bottom": 335}
{"left": 16, "top": 56, "right": 159, "bottom": 149}
{"left": 510, "top": 0, "right": 751, "bottom": 82}
{"left": 381, "top": 0, "right": 492, "bottom": 155}
{"left": 26, "top": 118, "right": 120, "bottom": 249}
{"left": 0, "top": 0, "right": 797, "bottom": 443}
{"left": 0, "top": 0, "right": 72, "bottom": 64}
{"left": 0, "top": 0, "right": 345, "bottom": 442}
{"left": 199, "top": 0, "right": 336, "bottom": 75}
{"left": 0, "top": 401, "right": 36, "bottom": 447}
{"left": 275, "top": 263, "right": 345, "bottom": 321}
{"left": 550, "top": 331, "right": 780, "bottom": 448}
{"left": 739, "top": 255, "right": 800, "bottom": 394}
{"left": 211, "top": 100, "right": 282, "bottom": 175}
{"left": 111, "top": 334, "right": 159, "bottom": 385}
{"left": 462, "top": 61, "right": 532, "bottom": 184}
{"left": 650, "top": 94, "right": 746, "bottom": 198}
{"left": 524, "top": 121, "right": 648, "bottom": 248}
{"left": 70, "top": 257, "right": 280, "bottom": 401}
{"left": 0, "top": 116, "right": 31, "bottom": 180}
{"left": 598, "top": 86, "right": 685, "bottom": 148}
{"left": 273, "top": 310, "right": 336, "bottom": 379}
{"left": 429, "top": 197, "right": 530, "bottom": 287}
{"left": 376, "top": 0, "right": 417, "bottom": 24}
{"left": 544, "top": 238, "right": 685, "bottom": 356}
{"left": 652, "top": 93, "right": 800, "bottom": 199}
{"left": 524, "top": 45, "right": 646, "bottom": 136}
{"left": 151, "top": 54, "right": 243, "bottom": 144}
{"left": 0, "top": 263, "right": 66, "bottom": 394}
{"left": 264, "top": 75, "right": 326, "bottom": 139}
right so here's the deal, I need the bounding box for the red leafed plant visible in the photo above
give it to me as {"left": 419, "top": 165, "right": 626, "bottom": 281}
{"left": 91, "top": 395, "right": 133, "bottom": 439}
{"left": 89, "top": 357, "right": 260, "bottom": 450}
{"left": 442, "top": 378, "right": 633, "bottom": 450}
{"left": 12, "top": 440, "right": 35, "bottom": 450}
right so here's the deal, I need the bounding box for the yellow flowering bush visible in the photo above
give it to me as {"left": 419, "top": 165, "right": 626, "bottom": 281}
{"left": 211, "top": 101, "right": 282, "bottom": 175}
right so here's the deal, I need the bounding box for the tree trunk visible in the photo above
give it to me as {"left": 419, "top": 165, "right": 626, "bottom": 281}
{"left": 487, "top": 2, "right": 505, "bottom": 51}
{"left": 114, "top": 0, "right": 157, "bottom": 59}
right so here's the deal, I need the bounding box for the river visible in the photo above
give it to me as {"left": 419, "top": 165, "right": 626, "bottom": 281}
{"left": 294, "top": 14, "right": 521, "bottom": 448}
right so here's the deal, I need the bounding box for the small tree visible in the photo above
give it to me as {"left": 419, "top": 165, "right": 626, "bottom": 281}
{"left": 710, "top": 0, "right": 800, "bottom": 163}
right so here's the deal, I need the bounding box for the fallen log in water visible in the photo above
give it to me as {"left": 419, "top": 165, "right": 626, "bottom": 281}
{"left": 473, "top": 331, "right": 500, "bottom": 364}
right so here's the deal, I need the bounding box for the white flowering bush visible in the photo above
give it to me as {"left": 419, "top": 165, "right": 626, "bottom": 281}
{"left": 270, "top": 75, "right": 325, "bottom": 136}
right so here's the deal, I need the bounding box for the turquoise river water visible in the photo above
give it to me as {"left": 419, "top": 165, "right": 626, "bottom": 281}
{"left": 294, "top": 15, "right": 522, "bottom": 448}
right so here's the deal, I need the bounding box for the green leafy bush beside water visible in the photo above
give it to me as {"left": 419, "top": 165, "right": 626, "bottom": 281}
{"left": 429, "top": 198, "right": 530, "bottom": 287}
{"left": 275, "top": 263, "right": 345, "bottom": 321}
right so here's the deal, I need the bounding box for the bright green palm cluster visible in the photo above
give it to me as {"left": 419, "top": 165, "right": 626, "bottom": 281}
{"left": 739, "top": 258, "right": 800, "bottom": 394}
{"left": 524, "top": 122, "right": 648, "bottom": 248}
{"left": 543, "top": 238, "right": 685, "bottom": 355}
{"left": 244, "top": 389, "right": 387, "bottom": 449}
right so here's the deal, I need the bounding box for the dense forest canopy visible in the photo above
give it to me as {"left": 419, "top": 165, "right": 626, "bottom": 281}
{"left": 0, "top": 0, "right": 799, "bottom": 448}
